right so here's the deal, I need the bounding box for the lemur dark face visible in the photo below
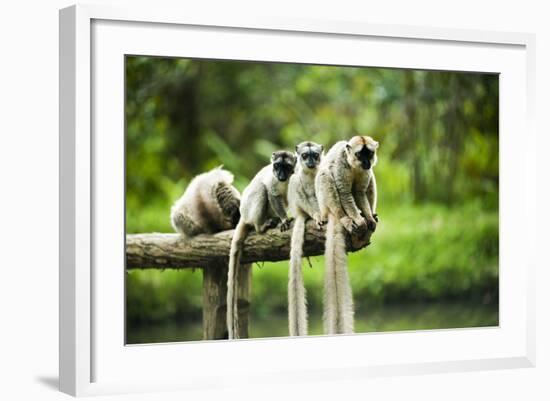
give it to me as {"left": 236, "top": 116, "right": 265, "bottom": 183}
{"left": 295, "top": 141, "right": 323, "bottom": 170}
{"left": 346, "top": 135, "right": 379, "bottom": 170}
{"left": 271, "top": 150, "right": 296, "bottom": 182}
{"left": 356, "top": 146, "right": 375, "bottom": 170}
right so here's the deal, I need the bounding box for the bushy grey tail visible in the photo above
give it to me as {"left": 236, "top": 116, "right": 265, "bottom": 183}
{"left": 227, "top": 220, "right": 248, "bottom": 339}
{"left": 323, "top": 214, "right": 354, "bottom": 334}
{"left": 288, "top": 215, "right": 308, "bottom": 336}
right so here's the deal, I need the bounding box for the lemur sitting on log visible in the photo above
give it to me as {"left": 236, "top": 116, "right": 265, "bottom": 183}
{"left": 170, "top": 166, "right": 241, "bottom": 237}
{"left": 227, "top": 151, "right": 297, "bottom": 339}
{"left": 287, "top": 141, "right": 324, "bottom": 336}
{"left": 315, "top": 135, "right": 379, "bottom": 334}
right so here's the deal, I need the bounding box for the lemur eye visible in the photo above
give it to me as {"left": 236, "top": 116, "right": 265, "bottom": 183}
{"left": 301, "top": 154, "right": 308, "bottom": 160}
{"left": 313, "top": 153, "right": 319, "bottom": 159}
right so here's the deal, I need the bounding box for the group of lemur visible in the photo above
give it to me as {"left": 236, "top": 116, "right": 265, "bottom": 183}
{"left": 170, "top": 135, "right": 379, "bottom": 340}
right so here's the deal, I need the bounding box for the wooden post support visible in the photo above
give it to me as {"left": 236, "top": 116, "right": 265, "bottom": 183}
{"left": 202, "top": 262, "right": 252, "bottom": 340}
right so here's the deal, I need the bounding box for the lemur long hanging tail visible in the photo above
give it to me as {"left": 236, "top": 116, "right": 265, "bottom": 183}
{"left": 288, "top": 215, "right": 308, "bottom": 336}
{"left": 323, "top": 214, "right": 354, "bottom": 334}
{"left": 227, "top": 220, "right": 248, "bottom": 339}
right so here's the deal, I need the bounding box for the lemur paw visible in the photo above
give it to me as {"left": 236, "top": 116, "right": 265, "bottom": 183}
{"left": 279, "top": 218, "right": 293, "bottom": 232}
{"left": 340, "top": 216, "right": 356, "bottom": 233}
{"left": 365, "top": 215, "right": 377, "bottom": 232}
{"left": 313, "top": 214, "right": 326, "bottom": 229}
{"left": 354, "top": 217, "right": 370, "bottom": 236}
{"left": 259, "top": 218, "right": 279, "bottom": 233}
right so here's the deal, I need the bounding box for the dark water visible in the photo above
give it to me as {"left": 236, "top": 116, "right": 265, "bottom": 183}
{"left": 127, "top": 302, "right": 498, "bottom": 344}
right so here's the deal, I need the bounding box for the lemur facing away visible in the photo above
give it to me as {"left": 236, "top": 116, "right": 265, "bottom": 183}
{"left": 315, "top": 135, "right": 379, "bottom": 334}
{"left": 170, "top": 167, "right": 241, "bottom": 236}
{"left": 287, "top": 141, "right": 324, "bottom": 336}
{"left": 227, "top": 151, "right": 297, "bottom": 339}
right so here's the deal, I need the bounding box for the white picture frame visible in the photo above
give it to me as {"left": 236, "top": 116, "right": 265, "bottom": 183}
{"left": 59, "top": 3, "right": 536, "bottom": 397}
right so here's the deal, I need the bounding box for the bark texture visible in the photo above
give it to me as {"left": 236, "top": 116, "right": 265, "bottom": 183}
{"left": 126, "top": 220, "right": 373, "bottom": 269}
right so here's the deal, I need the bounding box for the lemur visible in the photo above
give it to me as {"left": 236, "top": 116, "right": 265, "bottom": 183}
{"left": 315, "top": 135, "right": 379, "bottom": 334}
{"left": 287, "top": 141, "right": 324, "bottom": 336}
{"left": 227, "top": 151, "right": 297, "bottom": 339}
{"left": 170, "top": 166, "right": 241, "bottom": 236}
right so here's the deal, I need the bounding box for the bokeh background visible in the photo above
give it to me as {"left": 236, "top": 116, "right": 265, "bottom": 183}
{"left": 125, "top": 56, "right": 499, "bottom": 344}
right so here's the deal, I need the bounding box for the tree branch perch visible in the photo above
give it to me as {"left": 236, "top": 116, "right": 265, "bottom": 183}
{"left": 126, "top": 220, "right": 373, "bottom": 269}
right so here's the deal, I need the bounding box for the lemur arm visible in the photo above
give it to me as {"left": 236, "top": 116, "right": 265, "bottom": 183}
{"left": 334, "top": 167, "right": 363, "bottom": 224}
{"left": 353, "top": 179, "right": 374, "bottom": 220}
{"left": 301, "top": 193, "right": 322, "bottom": 222}
{"left": 366, "top": 172, "right": 377, "bottom": 215}
{"left": 268, "top": 187, "right": 290, "bottom": 222}
{"left": 291, "top": 180, "right": 319, "bottom": 220}
{"left": 354, "top": 174, "right": 377, "bottom": 231}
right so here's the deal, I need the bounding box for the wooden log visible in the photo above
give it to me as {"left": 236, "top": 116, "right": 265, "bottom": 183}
{"left": 202, "top": 262, "right": 252, "bottom": 340}
{"left": 126, "top": 220, "right": 373, "bottom": 269}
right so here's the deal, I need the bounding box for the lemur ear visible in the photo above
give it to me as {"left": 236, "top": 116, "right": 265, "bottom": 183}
{"left": 345, "top": 143, "right": 351, "bottom": 151}
{"left": 295, "top": 145, "right": 299, "bottom": 152}
{"left": 373, "top": 141, "right": 379, "bottom": 149}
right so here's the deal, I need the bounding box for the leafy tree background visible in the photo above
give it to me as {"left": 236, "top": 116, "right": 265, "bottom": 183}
{"left": 125, "top": 56, "right": 499, "bottom": 343}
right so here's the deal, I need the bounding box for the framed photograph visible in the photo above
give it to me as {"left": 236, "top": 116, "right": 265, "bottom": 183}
{"left": 59, "top": 4, "right": 536, "bottom": 396}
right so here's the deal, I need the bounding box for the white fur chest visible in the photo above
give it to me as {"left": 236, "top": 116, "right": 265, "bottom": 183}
{"left": 273, "top": 177, "right": 289, "bottom": 195}
{"left": 300, "top": 172, "right": 317, "bottom": 197}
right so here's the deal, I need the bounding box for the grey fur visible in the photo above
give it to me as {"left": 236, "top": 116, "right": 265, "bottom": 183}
{"left": 170, "top": 167, "right": 241, "bottom": 237}
{"left": 315, "top": 136, "right": 379, "bottom": 334}
{"left": 287, "top": 141, "right": 324, "bottom": 336}
{"left": 227, "top": 151, "right": 297, "bottom": 339}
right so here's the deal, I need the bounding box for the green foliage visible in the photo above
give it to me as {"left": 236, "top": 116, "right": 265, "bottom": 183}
{"left": 125, "top": 57, "right": 499, "bottom": 206}
{"left": 126, "top": 269, "right": 203, "bottom": 325}
{"left": 124, "top": 56, "right": 499, "bottom": 338}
